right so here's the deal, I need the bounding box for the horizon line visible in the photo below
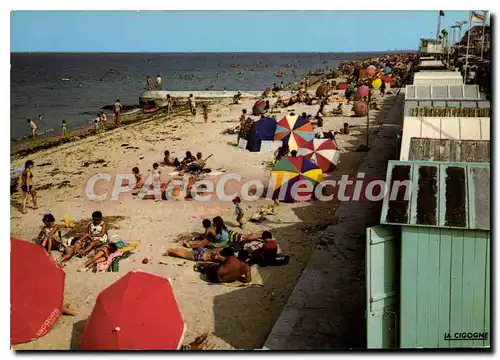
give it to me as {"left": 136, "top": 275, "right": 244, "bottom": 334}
{"left": 11, "top": 50, "right": 417, "bottom": 54}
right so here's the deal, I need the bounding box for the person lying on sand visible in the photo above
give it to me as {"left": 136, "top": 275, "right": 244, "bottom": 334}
{"left": 80, "top": 211, "right": 109, "bottom": 256}
{"left": 194, "top": 247, "right": 252, "bottom": 284}
{"left": 58, "top": 237, "right": 87, "bottom": 267}
{"left": 78, "top": 242, "right": 118, "bottom": 272}
{"left": 165, "top": 245, "right": 219, "bottom": 262}
{"left": 37, "top": 213, "right": 62, "bottom": 253}
{"left": 182, "top": 219, "right": 218, "bottom": 248}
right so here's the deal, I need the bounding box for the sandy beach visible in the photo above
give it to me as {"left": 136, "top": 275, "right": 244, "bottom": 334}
{"left": 11, "top": 74, "right": 399, "bottom": 349}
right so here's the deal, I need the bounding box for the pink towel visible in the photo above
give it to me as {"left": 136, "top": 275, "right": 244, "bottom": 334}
{"left": 96, "top": 251, "right": 123, "bottom": 272}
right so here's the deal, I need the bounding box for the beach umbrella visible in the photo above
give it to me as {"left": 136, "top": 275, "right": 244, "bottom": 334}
{"left": 353, "top": 101, "right": 368, "bottom": 117}
{"left": 384, "top": 66, "right": 392, "bottom": 75}
{"left": 297, "top": 139, "right": 340, "bottom": 172}
{"left": 381, "top": 75, "right": 392, "bottom": 84}
{"left": 336, "top": 83, "right": 349, "bottom": 90}
{"left": 11, "top": 238, "right": 65, "bottom": 345}
{"left": 367, "top": 65, "right": 376, "bottom": 70}
{"left": 81, "top": 270, "right": 185, "bottom": 350}
{"left": 252, "top": 100, "right": 266, "bottom": 116}
{"left": 354, "top": 85, "right": 370, "bottom": 101}
{"left": 315, "top": 84, "right": 329, "bottom": 97}
{"left": 372, "top": 78, "right": 382, "bottom": 89}
{"left": 366, "top": 68, "right": 376, "bottom": 76}
{"left": 274, "top": 114, "right": 314, "bottom": 151}
{"left": 270, "top": 156, "right": 323, "bottom": 203}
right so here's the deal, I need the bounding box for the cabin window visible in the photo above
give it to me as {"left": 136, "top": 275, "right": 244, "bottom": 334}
{"left": 416, "top": 166, "right": 438, "bottom": 225}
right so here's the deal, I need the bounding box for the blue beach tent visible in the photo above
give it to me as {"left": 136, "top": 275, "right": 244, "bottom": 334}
{"left": 246, "top": 117, "right": 277, "bottom": 152}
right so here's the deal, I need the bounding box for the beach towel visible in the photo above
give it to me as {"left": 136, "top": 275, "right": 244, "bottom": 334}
{"left": 199, "top": 264, "right": 264, "bottom": 288}
{"left": 95, "top": 251, "right": 123, "bottom": 272}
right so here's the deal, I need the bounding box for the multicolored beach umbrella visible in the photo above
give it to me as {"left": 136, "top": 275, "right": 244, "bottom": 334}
{"left": 297, "top": 139, "right": 340, "bottom": 173}
{"left": 252, "top": 100, "right": 266, "bottom": 116}
{"left": 270, "top": 156, "right": 323, "bottom": 203}
{"left": 274, "top": 115, "right": 314, "bottom": 151}
{"left": 384, "top": 66, "right": 392, "bottom": 75}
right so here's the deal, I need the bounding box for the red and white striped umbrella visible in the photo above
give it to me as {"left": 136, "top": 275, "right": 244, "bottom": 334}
{"left": 297, "top": 139, "right": 340, "bottom": 172}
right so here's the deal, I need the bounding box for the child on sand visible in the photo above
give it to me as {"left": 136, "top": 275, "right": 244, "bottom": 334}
{"left": 80, "top": 211, "right": 109, "bottom": 256}
{"left": 132, "top": 167, "right": 143, "bottom": 195}
{"left": 37, "top": 213, "right": 62, "bottom": 253}
{"left": 233, "top": 196, "right": 245, "bottom": 228}
{"left": 202, "top": 104, "right": 210, "bottom": 123}
{"left": 61, "top": 120, "right": 68, "bottom": 137}
{"left": 164, "top": 150, "right": 175, "bottom": 166}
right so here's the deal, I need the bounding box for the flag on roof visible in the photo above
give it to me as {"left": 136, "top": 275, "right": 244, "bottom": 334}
{"left": 471, "top": 11, "right": 486, "bottom": 22}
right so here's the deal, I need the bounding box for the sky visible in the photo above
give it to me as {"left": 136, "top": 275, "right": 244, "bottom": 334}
{"left": 11, "top": 10, "right": 473, "bottom": 53}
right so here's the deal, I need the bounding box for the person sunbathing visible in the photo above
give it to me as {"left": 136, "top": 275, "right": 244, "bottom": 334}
{"left": 194, "top": 247, "right": 252, "bottom": 284}
{"left": 37, "top": 213, "right": 62, "bottom": 253}
{"left": 164, "top": 150, "right": 175, "bottom": 166}
{"left": 58, "top": 237, "right": 86, "bottom": 267}
{"left": 80, "top": 211, "right": 109, "bottom": 256}
{"left": 78, "top": 242, "right": 118, "bottom": 272}
{"left": 165, "top": 245, "right": 218, "bottom": 262}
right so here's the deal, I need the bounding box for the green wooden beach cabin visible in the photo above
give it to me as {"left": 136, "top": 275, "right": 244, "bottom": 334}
{"left": 366, "top": 140, "right": 490, "bottom": 349}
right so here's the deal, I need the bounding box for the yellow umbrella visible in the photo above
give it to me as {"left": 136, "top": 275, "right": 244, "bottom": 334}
{"left": 372, "top": 78, "right": 382, "bottom": 89}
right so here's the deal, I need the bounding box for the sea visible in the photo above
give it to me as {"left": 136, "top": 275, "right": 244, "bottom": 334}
{"left": 11, "top": 52, "right": 395, "bottom": 140}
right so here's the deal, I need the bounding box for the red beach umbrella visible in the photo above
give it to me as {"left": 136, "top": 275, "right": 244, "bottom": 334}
{"left": 336, "top": 83, "right": 349, "bottom": 90}
{"left": 353, "top": 101, "right": 368, "bottom": 117}
{"left": 381, "top": 75, "right": 392, "bottom": 83}
{"left": 252, "top": 100, "right": 266, "bottom": 116}
{"left": 11, "top": 238, "right": 65, "bottom": 345}
{"left": 356, "top": 85, "right": 370, "bottom": 99}
{"left": 81, "top": 270, "right": 185, "bottom": 350}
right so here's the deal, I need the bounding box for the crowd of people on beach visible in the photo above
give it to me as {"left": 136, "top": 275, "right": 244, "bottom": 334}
{"left": 11, "top": 52, "right": 422, "bottom": 349}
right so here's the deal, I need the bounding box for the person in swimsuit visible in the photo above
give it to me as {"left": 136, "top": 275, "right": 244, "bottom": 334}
{"left": 78, "top": 242, "right": 118, "bottom": 272}
{"left": 61, "top": 120, "right": 69, "bottom": 137}
{"left": 195, "top": 247, "right": 252, "bottom": 284}
{"left": 80, "top": 211, "right": 109, "bottom": 256}
{"left": 165, "top": 245, "right": 218, "bottom": 262}
{"left": 58, "top": 237, "right": 86, "bottom": 267}
{"left": 166, "top": 94, "right": 173, "bottom": 117}
{"left": 233, "top": 196, "right": 245, "bottom": 228}
{"left": 21, "top": 160, "right": 39, "bottom": 214}
{"left": 146, "top": 76, "right": 152, "bottom": 91}
{"left": 27, "top": 118, "right": 37, "bottom": 139}
{"left": 132, "top": 167, "right": 144, "bottom": 195}
{"left": 38, "top": 214, "right": 62, "bottom": 253}
{"left": 113, "top": 99, "right": 122, "bottom": 125}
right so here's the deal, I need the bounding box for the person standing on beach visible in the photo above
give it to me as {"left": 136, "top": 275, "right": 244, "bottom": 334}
{"left": 146, "top": 76, "right": 152, "bottom": 91}
{"left": 202, "top": 104, "right": 210, "bottom": 123}
{"left": 166, "top": 94, "right": 173, "bottom": 116}
{"left": 21, "top": 160, "right": 39, "bottom": 214}
{"left": 113, "top": 99, "right": 122, "bottom": 125}
{"left": 380, "top": 80, "right": 386, "bottom": 97}
{"left": 188, "top": 94, "right": 196, "bottom": 115}
{"left": 26, "top": 118, "right": 37, "bottom": 139}
{"left": 155, "top": 74, "right": 162, "bottom": 90}
{"left": 61, "top": 120, "right": 68, "bottom": 137}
